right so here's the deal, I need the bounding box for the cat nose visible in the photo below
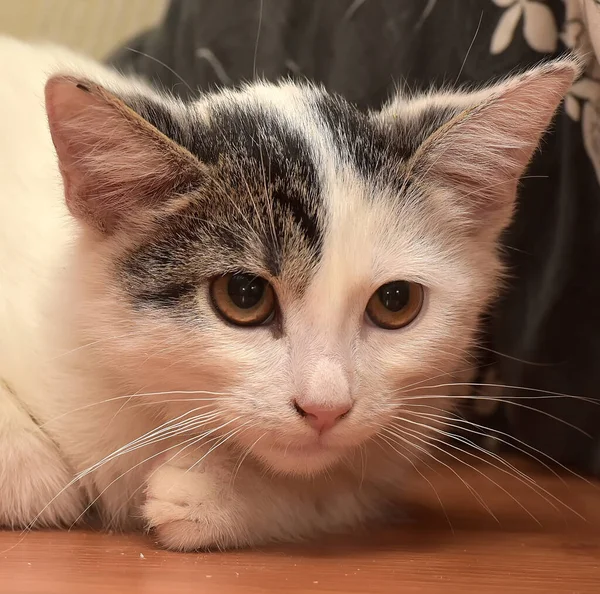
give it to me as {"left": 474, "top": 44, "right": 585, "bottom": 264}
{"left": 293, "top": 401, "right": 352, "bottom": 433}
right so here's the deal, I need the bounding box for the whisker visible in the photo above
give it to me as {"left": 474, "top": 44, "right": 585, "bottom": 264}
{"left": 115, "top": 422, "right": 248, "bottom": 525}
{"left": 72, "top": 416, "right": 244, "bottom": 529}
{"left": 399, "top": 381, "right": 599, "bottom": 405}
{"left": 393, "top": 416, "right": 583, "bottom": 518}
{"left": 229, "top": 431, "right": 266, "bottom": 490}
{"left": 392, "top": 393, "right": 593, "bottom": 438}
{"left": 402, "top": 407, "right": 599, "bottom": 489}
{"left": 390, "top": 362, "right": 481, "bottom": 396}
{"left": 16, "top": 412, "right": 227, "bottom": 550}
{"left": 47, "top": 331, "right": 139, "bottom": 361}
{"left": 387, "top": 424, "right": 542, "bottom": 526}
{"left": 380, "top": 428, "right": 500, "bottom": 523}
{"left": 358, "top": 442, "right": 368, "bottom": 490}
{"left": 388, "top": 423, "right": 542, "bottom": 522}
{"left": 28, "top": 408, "right": 224, "bottom": 532}
{"left": 475, "top": 345, "right": 556, "bottom": 367}
{"left": 184, "top": 421, "right": 253, "bottom": 475}
{"left": 399, "top": 409, "right": 544, "bottom": 485}
{"left": 253, "top": 0, "right": 264, "bottom": 80}
{"left": 454, "top": 10, "right": 483, "bottom": 84}
{"left": 38, "top": 390, "right": 233, "bottom": 428}
{"left": 123, "top": 47, "right": 193, "bottom": 94}
{"left": 376, "top": 430, "right": 496, "bottom": 526}
{"left": 372, "top": 434, "right": 454, "bottom": 532}
{"left": 74, "top": 409, "right": 224, "bottom": 482}
{"left": 68, "top": 431, "right": 212, "bottom": 530}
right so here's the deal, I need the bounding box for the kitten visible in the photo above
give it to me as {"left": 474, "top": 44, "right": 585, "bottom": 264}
{"left": 0, "top": 35, "right": 577, "bottom": 550}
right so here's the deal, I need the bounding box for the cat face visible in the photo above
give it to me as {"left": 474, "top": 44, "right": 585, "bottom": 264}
{"left": 46, "top": 62, "right": 577, "bottom": 476}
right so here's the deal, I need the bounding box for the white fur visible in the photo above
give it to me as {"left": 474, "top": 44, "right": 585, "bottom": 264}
{"left": 0, "top": 35, "right": 577, "bottom": 549}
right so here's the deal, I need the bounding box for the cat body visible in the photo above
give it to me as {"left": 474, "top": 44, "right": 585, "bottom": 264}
{"left": 0, "top": 36, "right": 576, "bottom": 549}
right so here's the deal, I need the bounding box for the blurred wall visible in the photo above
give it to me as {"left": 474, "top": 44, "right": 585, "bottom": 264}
{"left": 0, "top": 0, "right": 167, "bottom": 58}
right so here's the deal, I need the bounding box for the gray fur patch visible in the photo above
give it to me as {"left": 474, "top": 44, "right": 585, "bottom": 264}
{"left": 114, "top": 83, "right": 447, "bottom": 313}
{"left": 119, "top": 91, "right": 324, "bottom": 310}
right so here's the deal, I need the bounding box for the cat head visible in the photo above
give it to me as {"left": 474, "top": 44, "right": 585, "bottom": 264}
{"left": 45, "top": 60, "right": 577, "bottom": 476}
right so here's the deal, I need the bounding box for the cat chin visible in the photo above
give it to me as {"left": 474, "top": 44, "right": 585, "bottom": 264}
{"left": 254, "top": 442, "right": 345, "bottom": 477}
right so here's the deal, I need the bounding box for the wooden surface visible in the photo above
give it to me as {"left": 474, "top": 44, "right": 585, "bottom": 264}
{"left": 1, "top": 458, "right": 599, "bottom": 594}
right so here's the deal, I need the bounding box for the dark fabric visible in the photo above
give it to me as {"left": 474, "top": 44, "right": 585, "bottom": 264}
{"left": 110, "top": 0, "right": 600, "bottom": 475}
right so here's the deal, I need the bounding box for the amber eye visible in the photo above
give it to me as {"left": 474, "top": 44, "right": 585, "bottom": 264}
{"left": 210, "top": 273, "right": 276, "bottom": 326}
{"left": 366, "top": 281, "right": 424, "bottom": 329}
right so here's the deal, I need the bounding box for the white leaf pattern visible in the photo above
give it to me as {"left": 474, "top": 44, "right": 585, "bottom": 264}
{"left": 570, "top": 78, "right": 600, "bottom": 102}
{"left": 489, "top": 1, "right": 600, "bottom": 185}
{"left": 558, "top": 1, "right": 600, "bottom": 185}
{"left": 523, "top": 2, "right": 558, "bottom": 52}
{"left": 582, "top": 0, "right": 600, "bottom": 60}
{"left": 564, "top": 94, "right": 581, "bottom": 121}
{"left": 582, "top": 101, "right": 600, "bottom": 183}
{"left": 490, "top": 3, "right": 523, "bottom": 54}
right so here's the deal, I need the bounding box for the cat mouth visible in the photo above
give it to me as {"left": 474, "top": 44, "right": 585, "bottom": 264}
{"left": 252, "top": 436, "right": 349, "bottom": 474}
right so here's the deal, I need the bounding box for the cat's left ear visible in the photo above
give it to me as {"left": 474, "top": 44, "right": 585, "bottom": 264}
{"left": 384, "top": 59, "right": 580, "bottom": 235}
{"left": 45, "top": 76, "right": 203, "bottom": 234}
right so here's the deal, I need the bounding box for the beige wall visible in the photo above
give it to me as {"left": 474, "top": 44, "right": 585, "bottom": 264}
{"left": 0, "top": 0, "right": 167, "bottom": 59}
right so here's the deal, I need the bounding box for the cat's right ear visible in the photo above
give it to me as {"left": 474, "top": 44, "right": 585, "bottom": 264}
{"left": 379, "top": 59, "right": 579, "bottom": 237}
{"left": 45, "top": 76, "right": 203, "bottom": 234}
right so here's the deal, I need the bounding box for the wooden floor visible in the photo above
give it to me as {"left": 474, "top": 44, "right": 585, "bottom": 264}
{"left": 1, "top": 458, "right": 599, "bottom": 594}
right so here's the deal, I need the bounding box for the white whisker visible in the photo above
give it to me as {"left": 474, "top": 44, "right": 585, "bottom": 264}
{"left": 184, "top": 421, "right": 253, "bottom": 475}
{"left": 376, "top": 434, "right": 457, "bottom": 532}
{"left": 387, "top": 424, "right": 542, "bottom": 525}
{"left": 379, "top": 428, "right": 499, "bottom": 523}
{"left": 38, "top": 390, "right": 233, "bottom": 428}
{"left": 392, "top": 416, "right": 585, "bottom": 519}
{"left": 230, "top": 431, "right": 266, "bottom": 490}
{"left": 402, "top": 407, "right": 599, "bottom": 489}
{"left": 392, "top": 393, "right": 593, "bottom": 438}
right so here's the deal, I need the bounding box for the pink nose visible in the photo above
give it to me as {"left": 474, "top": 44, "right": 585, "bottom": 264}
{"left": 293, "top": 401, "right": 352, "bottom": 433}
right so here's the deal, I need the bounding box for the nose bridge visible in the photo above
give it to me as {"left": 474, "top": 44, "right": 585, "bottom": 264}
{"left": 303, "top": 356, "right": 351, "bottom": 408}
{"left": 303, "top": 290, "right": 348, "bottom": 339}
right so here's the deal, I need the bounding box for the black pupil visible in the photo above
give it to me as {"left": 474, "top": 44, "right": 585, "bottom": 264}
{"left": 227, "top": 274, "right": 266, "bottom": 309}
{"left": 378, "top": 281, "right": 410, "bottom": 312}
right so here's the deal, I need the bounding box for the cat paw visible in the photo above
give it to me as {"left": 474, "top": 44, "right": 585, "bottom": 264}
{"left": 143, "top": 463, "right": 245, "bottom": 551}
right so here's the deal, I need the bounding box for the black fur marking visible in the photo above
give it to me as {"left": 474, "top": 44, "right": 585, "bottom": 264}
{"left": 313, "top": 94, "right": 414, "bottom": 186}
{"left": 314, "top": 95, "right": 464, "bottom": 190}
{"left": 189, "top": 103, "right": 322, "bottom": 261}
{"left": 134, "top": 283, "right": 197, "bottom": 307}
{"left": 76, "top": 83, "right": 90, "bottom": 92}
{"left": 119, "top": 94, "right": 323, "bottom": 309}
{"left": 125, "top": 96, "right": 195, "bottom": 151}
{"left": 126, "top": 95, "right": 321, "bottom": 251}
{"left": 397, "top": 104, "right": 465, "bottom": 150}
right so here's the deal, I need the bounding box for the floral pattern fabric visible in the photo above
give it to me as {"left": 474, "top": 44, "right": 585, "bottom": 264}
{"left": 491, "top": 0, "right": 600, "bottom": 184}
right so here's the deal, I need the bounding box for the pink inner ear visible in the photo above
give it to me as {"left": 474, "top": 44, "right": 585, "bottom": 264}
{"left": 45, "top": 76, "right": 201, "bottom": 234}
{"left": 414, "top": 63, "right": 577, "bottom": 228}
{"left": 45, "top": 77, "right": 109, "bottom": 228}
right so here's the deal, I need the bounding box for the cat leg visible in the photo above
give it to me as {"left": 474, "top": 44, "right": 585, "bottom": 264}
{"left": 0, "top": 380, "right": 84, "bottom": 528}
{"left": 144, "top": 450, "right": 379, "bottom": 551}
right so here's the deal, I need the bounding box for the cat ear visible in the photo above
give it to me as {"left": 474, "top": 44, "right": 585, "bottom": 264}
{"left": 45, "top": 76, "right": 203, "bottom": 234}
{"left": 397, "top": 60, "right": 579, "bottom": 234}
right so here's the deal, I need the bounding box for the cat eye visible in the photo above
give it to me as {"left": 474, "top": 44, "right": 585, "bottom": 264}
{"left": 366, "top": 281, "right": 424, "bottom": 329}
{"left": 210, "top": 273, "right": 276, "bottom": 326}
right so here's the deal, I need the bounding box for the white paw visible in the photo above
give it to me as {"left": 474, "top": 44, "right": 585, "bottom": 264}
{"left": 143, "top": 463, "right": 244, "bottom": 551}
